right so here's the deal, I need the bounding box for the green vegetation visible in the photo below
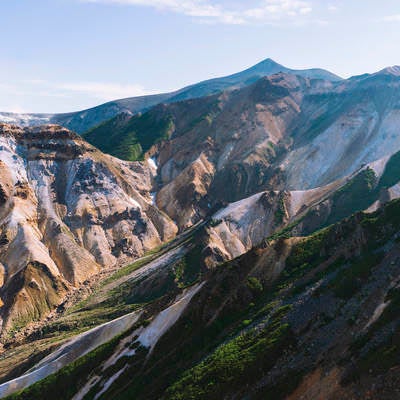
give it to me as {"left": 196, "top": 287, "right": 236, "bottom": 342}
{"left": 98, "top": 199, "right": 400, "bottom": 397}
{"left": 8, "top": 196, "right": 400, "bottom": 400}
{"left": 274, "top": 194, "right": 286, "bottom": 225}
{"left": 329, "top": 252, "right": 384, "bottom": 299}
{"left": 173, "top": 245, "right": 203, "bottom": 288}
{"left": 4, "top": 334, "right": 123, "bottom": 400}
{"left": 281, "top": 228, "right": 330, "bottom": 284}
{"left": 379, "top": 150, "right": 400, "bottom": 189}
{"left": 164, "top": 311, "right": 294, "bottom": 400}
{"left": 361, "top": 199, "right": 400, "bottom": 248}
{"left": 326, "top": 167, "right": 377, "bottom": 226}
{"left": 83, "top": 111, "right": 174, "bottom": 161}
{"left": 246, "top": 276, "right": 263, "bottom": 294}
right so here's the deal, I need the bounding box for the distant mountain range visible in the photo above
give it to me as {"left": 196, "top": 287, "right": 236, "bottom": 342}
{"left": 0, "top": 58, "right": 342, "bottom": 133}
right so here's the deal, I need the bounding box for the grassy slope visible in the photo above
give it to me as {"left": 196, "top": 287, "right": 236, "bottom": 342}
{"left": 83, "top": 111, "right": 174, "bottom": 161}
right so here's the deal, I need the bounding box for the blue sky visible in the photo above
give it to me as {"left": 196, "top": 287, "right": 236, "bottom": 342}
{"left": 2, "top": 0, "right": 400, "bottom": 113}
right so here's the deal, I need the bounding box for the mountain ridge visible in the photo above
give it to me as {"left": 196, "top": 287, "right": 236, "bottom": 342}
{"left": 2, "top": 59, "right": 400, "bottom": 400}
{"left": 0, "top": 58, "right": 341, "bottom": 133}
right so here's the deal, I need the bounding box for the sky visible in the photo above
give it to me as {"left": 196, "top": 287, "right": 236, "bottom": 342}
{"left": 2, "top": 0, "right": 400, "bottom": 113}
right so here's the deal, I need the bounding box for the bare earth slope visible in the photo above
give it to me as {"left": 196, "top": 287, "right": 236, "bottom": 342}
{"left": 0, "top": 123, "right": 177, "bottom": 333}
{"left": 121, "top": 70, "right": 400, "bottom": 231}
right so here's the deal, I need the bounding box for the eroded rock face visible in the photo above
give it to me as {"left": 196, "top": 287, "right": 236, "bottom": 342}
{"left": 156, "top": 153, "right": 215, "bottom": 230}
{"left": 152, "top": 74, "right": 307, "bottom": 230}
{"left": 142, "top": 72, "right": 400, "bottom": 231}
{"left": 203, "top": 149, "right": 400, "bottom": 267}
{"left": 0, "top": 124, "right": 177, "bottom": 331}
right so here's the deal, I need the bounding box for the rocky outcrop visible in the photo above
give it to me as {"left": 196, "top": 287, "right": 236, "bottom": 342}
{"left": 203, "top": 149, "right": 400, "bottom": 267}
{"left": 156, "top": 153, "right": 215, "bottom": 230}
{"left": 0, "top": 124, "right": 177, "bottom": 332}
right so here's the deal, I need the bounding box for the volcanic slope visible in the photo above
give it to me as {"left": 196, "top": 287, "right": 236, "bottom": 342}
{"left": 0, "top": 123, "right": 177, "bottom": 334}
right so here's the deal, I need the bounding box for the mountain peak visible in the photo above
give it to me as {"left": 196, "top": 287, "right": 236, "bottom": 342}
{"left": 246, "top": 57, "right": 287, "bottom": 74}
{"left": 254, "top": 57, "right": 284, "bottom": 67}
{"left": 378, "top": 65, "right": 400, "bottom": 76}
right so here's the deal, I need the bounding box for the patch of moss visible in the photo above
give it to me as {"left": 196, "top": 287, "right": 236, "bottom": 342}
{"left": 172, "top": 245, "right": 203, "bottom": 288}
{"left": 246, "top": 277, "right": 263, "bottom": 294}
{"left": 274, "top": 194, "right": 286, "bottom": 226}
{"left": 282, "top": 228, "right": 330, "bottom": 283}
{"left": 164, "top": 313, "right": 294, "bottom": 400}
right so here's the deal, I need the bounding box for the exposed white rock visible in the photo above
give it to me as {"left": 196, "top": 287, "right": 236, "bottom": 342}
{"left": 147, "top": 156, "right": 158, "bottom": 172}
{"left": 281, "top": 106, "right": 400, "bottom": 189}
{"left": 214, "top": 192, "right": 264, "bottom": 221}
{"left": 367, "top": 154, "right": 391, "bottom": 180}
{"left": 288, "top": 179, "right": 343, "bottom": 218}
{"left": 389, "top": 182, "right": 400, "bottom": 200}
{"left": 0, "top": 124, "right": 178, "bottom": 331}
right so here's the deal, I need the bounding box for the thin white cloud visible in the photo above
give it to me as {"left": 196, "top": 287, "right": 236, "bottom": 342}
{"left": 0, "top": 79, "right": 157, "bottom": 111}
{"left": 382, "top": 14, "right": 400, "bottom": 22}
{"left": 82, "top": 0, "right": 314, "bottom": 25}
{"left": 56, "top": 81, "right": 153, "bottom": 100}
{"left": 328, "top": 5, "right": 338, "bottom": 12}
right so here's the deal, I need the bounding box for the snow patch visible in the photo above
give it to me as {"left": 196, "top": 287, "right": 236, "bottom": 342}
{"left": 147, "top": 157, "right": 158, "bottom": 172}
{"left": 217, "top": 143, "right": 235, "bottom": 171}
{"left": 364, "top": 301, "right": 390, "bottom": 331}
{"left": 139, "top": 282, "right": 204, "bottom": 351}
{"left": 0, "top": 113, "right": 50, "bottom": 126}
{"left": 0, "top": 311, "right": 141, "bottom": 398}
{"left": 365, "top": 200, "right": 381, "bottom": 214}
{"left": 150, "top": 192, "right": 157, "bottom": 205}
{"left": 74, "top": 283, "right": 205, "bottom": 399}
{"left": 94, "top": 366, "right": 128, "bottom": 400}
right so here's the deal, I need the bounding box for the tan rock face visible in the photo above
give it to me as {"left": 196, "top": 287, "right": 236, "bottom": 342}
{"left": 204, "top": 190, "right": 291, "bottom": 267}
{"left": 146, "top": 72, "right": 400, "bottom": 233}
{"left": 0, "top": 124, "right": 177, "bottom": 332}
{"left": 152, "top": 74, "right": 306, "bottom": 229}
{"left": 156, "top": 153, "right": 215, "bottom": 230}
